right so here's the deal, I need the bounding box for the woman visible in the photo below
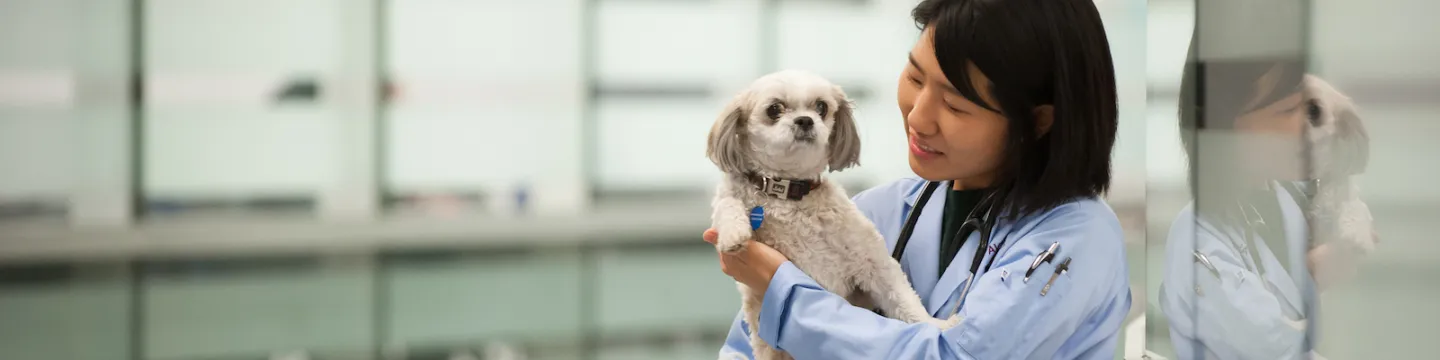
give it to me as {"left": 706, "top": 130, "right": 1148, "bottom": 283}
{"left": 1157, "top": 38, "right": 1373, "bottom": 360}
{"left": 702, "top": 0, "right": 1131, "bottom": 358}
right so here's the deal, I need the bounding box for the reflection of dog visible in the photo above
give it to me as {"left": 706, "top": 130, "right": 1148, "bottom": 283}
{"left": 1304, "top": 75, "right": 1376, "bottom": 255}
{"left": 707, "top": 70, "right": 959, "bottom": 360}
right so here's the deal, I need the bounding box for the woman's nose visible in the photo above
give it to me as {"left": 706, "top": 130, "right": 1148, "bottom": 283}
{"left": 906, "top": 93, "right": 940, "bottom": 135}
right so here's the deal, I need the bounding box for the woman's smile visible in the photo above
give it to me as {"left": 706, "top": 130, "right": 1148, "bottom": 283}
{"left": 909, "top": 133, "right": 944, "bottom": 160}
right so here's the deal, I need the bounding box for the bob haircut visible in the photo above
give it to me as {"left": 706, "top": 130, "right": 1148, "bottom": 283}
{"left": 912, "top": 0, "right": 1118, "bottom": 218}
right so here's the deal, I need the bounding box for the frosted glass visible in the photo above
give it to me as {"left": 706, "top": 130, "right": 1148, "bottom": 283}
{"left": 142, "top": 0, "right": 346, "bottom": 199}
{"left": 384, "top": 0, "right": 584, "bottom": 194}
{"left": 594, "top": 247, "right": 739, "bottom": 332}
{"left": 595, "top": 1, "right": 760, "bottom": 83}
{"left": 386, "top": 252, "right": 584, "bottom": 345}
{"left": 595, "top": 98, "right": 725, "bottom": 191}
{"left": 385, "top": 107, "right": 563, "bottom": 189}
{"left": 0, "top": 0, "right": 75, "bottom": 67}
{"left": 145, "top": 0, "right": 340, "bottom": 71}
{"left": 0, "top": 281, "right": 131, "bottom": 360}
{"left": 144, "top": 268, "right": 373, "bottom": 360}
{"left": 774, "top": 3, "right": 904, "bottom": 80}
{"left": 387, "top": 0, "right": 582, "bottom": 76}
{"left": 143, "top": 109, "right": 336, "bottom": 197}
{"left": 0, "top": 0, "right": 76, "bottom": 200}
{"left": 0, "top": 109, "right": 73, "bottom": 198}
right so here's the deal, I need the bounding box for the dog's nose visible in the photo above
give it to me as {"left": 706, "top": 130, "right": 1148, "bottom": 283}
{"left": 794, "top": 116, "right": 814, "bottom": 130}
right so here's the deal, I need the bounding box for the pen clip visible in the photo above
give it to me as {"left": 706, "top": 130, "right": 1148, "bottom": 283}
{"left": 1024, "top": 242, "right": 1060, "bottom": 282}
{"left": 1192, "top": 251, "right": 1220, "bottom": 278}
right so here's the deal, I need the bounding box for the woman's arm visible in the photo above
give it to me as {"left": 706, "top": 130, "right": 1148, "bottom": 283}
{"left": 1168, "top": 235, "right": 1307, "bottom": 359}
{"left": 719, "top": 311, "right": 755, "bottom": 359}
{"left": 758, "top": 204, "right": 1129, "bottom": 359}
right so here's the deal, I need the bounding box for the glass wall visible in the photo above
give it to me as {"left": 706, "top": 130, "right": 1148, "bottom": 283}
{"left": 1145, "top": 0, "right": 1440, "bottom": 359}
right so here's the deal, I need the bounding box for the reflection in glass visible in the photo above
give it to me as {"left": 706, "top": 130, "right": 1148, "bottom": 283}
{"left": 1155, "top": 0, "right": 1379, "bottom": 357}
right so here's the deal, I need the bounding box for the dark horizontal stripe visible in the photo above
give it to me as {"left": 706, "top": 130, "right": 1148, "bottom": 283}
{"left": 1148, "top": 78, "right": 1440, "bottom": 106}
{"left": 591, "top": 188, "right": 710, "bottom": 203}
{"left": 142, "top": 196, "right": 315, "bottom": 216}
{"left": 140, "top": 255, "right": 321, "bottom": 277}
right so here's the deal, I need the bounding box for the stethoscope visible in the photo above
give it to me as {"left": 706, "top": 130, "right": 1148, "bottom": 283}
{"left": 891, "top": 180, "right": 1003, "bottom": 317}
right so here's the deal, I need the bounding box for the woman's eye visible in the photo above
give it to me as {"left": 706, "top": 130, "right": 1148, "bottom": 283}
{"left": 943, "top": 102, "right": 967, "bottom": 114}
{"left": 766, "top": 103, "right": 784, "bottom": 119}
{"left": 815, "top": 101, "right": 829, "bottom": 118}
{"left": 908, "top": 76, "right": 924, "bottom": 86}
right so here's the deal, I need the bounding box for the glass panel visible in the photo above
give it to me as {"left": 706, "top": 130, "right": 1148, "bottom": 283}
{"left": 141, "top": 0, "right": 346, "bottom": 218}
{"left": 1150, "top": 0, "right": 1330, "bottom": 358}
{"left": 591, "top": 0, "right": 758, "bottom": 193}
{"left": 1143, "top": 0, "right": 1195, "bottom": 357}
{"left": 1308, "top": 0, "right": 1440, "bottom": 358}
{"left": 141, "top": 257, "right": 373, "bottom": 360}
{"left": 0, "top": 0, "right": 78, "bottom": 223}
{"left": 383, "top": 0, "right": 585, "bottom": 215}
{"left": 0, "top": 263, "right": 131, "bottom": 360}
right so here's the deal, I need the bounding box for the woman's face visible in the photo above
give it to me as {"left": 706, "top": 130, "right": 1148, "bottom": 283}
{"left": 1232, "top": 73, "right": 1309, "bottom": 180}
{"left": 898, "top": 28, "right": 1009, "bottom": 188}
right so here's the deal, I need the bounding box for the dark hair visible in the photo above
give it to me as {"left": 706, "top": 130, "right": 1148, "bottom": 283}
{"left": 912, "top": 0, "right": 1118, "bottom": 218}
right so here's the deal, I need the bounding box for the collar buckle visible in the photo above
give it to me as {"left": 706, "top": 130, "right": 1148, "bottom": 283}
{"left": 763, "top": 178, "right": 794, "bottom": 199}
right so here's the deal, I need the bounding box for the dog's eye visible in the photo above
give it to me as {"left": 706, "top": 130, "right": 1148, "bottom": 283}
{"left": 815, "top": 100, "right": 829, "bottom": 118}
{"left": 766, "top": 103, "right": 783, "bottom": 119}
{"left": 1306, "top": 99, "right": 1322, "bottom": 126}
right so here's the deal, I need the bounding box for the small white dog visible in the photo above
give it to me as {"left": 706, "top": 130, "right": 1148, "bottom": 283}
{"left": 707, "top": 70, "right": 959, "bottom": 360}
{"left": 1304, "top": 75, "right": 1376, "bottom": 255}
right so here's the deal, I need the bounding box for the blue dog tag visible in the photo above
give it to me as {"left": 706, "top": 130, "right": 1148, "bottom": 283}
{"left": 749, "top": 206, "right": 764, "bottom": 230}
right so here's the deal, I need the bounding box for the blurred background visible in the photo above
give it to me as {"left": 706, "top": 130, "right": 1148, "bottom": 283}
{"left": 0, "top": 0, "right": 1432, "bottom": 359}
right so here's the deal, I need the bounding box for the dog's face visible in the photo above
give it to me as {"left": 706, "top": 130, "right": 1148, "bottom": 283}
{"left": 707, "top": 70, "right": 860, "bottom": 177}
{"left": 1303, "top": 75, "right": 1369, "bottom": 178}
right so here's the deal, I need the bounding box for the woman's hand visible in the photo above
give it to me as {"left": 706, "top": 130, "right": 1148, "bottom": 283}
{"left": 703, "top": 228, "right": 789, "bottom": 294}
{"left": 1308, "top": 242, "right": 1361, "bottom": 292}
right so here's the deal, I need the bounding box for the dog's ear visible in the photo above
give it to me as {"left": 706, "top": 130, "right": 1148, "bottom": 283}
{"left": 707, "top": 90, "right": 750, "bottom": 174}
{"left": 1308, "top": 75, "right": 1370, "bottom": 177}
{"left": 1331, "top": 100, "right": 1370, "bottom": 176}
{"left": 828, "top": 85, "right": 861, "bottom": 171}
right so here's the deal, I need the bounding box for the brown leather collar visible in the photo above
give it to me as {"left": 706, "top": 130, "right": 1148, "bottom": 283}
{"left": 745, "top": 172, "right": 823, "bottom": 200}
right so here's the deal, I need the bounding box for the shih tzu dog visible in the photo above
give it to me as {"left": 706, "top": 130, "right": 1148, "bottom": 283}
{"left": 1304, "top": 75, "right": 1377, "bottom": 255}
{"left": 707, "top": 70, "right": 959, "bottom": 360}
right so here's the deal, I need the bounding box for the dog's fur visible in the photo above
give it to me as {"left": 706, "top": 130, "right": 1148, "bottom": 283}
{"left": 707, "top": 70, "right": 959, "bottom": 360}
{"left": 1303, "top": 75, "right": 1376, "bottom": 254}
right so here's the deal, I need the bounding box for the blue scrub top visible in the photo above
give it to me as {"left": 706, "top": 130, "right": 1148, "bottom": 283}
{"left": 1159, "top": 182, "right": 1317, "bottom": 360}
{"left": 719, "top": 177, "right": 1132, "bottom": 359}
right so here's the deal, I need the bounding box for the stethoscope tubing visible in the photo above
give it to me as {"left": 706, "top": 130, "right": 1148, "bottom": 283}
{"left": 894, "top": 180, "right": 1003, "bottom": 316}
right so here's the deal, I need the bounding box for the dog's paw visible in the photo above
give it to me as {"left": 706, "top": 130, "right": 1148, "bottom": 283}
{"left": 1337, "top": 203, "right": 1377, "bottom": 254}
{"left": 717, "top": 232, "right": 750, "bottom": 254}
{"left": 921, "top": 316, "right": 963, "bottom": 330}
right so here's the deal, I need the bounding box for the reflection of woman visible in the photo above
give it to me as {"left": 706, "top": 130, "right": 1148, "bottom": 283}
{"left": 701, "top": 0, "right": 1132, "bottom": 358}
{"left": 1158, "top": 50, "right": 1373, "bottom": 359}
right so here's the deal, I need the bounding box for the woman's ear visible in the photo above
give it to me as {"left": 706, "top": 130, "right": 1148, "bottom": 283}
{"left": 1033, "top": 105, "right": 1055, "bottom": 138}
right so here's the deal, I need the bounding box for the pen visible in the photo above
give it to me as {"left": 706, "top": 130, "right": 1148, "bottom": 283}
{"left": 1040, "top": 257, "right": 1072, "bottom": 296}
{"left": 1024, "top": 242, "right": 1061, "bottom": 283}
